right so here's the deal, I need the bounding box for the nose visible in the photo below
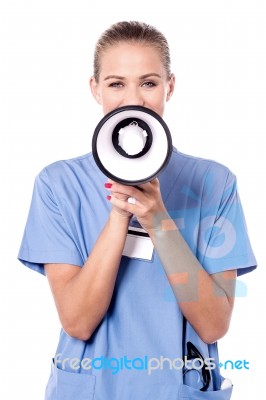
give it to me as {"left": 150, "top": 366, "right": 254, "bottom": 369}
{"left": 122, "top": 86, "right": 144, "bottom": 107}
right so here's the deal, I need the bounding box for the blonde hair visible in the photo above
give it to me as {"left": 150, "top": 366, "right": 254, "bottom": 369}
{"left": 93, "top": 21, "right": 172, "bottom": 82}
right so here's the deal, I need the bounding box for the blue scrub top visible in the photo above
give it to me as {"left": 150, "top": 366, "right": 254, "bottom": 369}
{"left": 18, "top": 148, "right": 257, "bottom": 399}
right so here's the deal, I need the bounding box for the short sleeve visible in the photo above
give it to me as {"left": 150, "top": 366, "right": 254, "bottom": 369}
{"left": 199, "top": 171, "right": 257, "bottom": 276}
{"left": 18, "top": 168, "right": 84, "bottom": 275}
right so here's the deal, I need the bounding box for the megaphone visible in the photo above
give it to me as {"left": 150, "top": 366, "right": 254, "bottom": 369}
{"left": 92, "top": 105, "right": 172, "bottom": 185}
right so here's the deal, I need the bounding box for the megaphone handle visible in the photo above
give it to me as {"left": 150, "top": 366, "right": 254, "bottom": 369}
{"left": 133, "top": 185, "right": 144, "bottom": 191}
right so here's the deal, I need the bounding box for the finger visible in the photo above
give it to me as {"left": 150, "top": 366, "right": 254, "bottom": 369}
{"left": 104, "top": 180, "right": 160, "bottom": 205}
{"left": 107, "top": 194, "right": 136, "bottom": 213}
{"left": 106, "top": 182, "right": 143, "bottom": 200}
{"left": 111, "top": 192, "right": 137, "bottom": 205}
{"left": 111, "top": 192, "right": 128, "bottom": 201}
{"left": 137, "top": 178, "right": 160, "bottom": 193}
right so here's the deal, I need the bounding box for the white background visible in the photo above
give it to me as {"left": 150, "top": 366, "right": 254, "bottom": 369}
{"left": 1, "top": 0, "right": 265, "bottom": 398}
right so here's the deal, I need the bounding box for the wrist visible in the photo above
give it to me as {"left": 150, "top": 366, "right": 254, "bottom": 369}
{"left": 109, "top": 208, "right": 132, "bottom": 226}
{"left": 147, "top": 213, "right": 177, "bottom": 238}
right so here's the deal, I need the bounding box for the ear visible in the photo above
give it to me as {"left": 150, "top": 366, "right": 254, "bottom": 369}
{"left": 166, "top": 74, "right": 175, "bottom": 102}
{"left": 90, "top": 76, "right": 102, "bottom": 105}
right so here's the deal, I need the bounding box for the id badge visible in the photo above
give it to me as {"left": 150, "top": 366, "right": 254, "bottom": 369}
{"left": 122, "top": 226, "right": 154, "bottom": 261}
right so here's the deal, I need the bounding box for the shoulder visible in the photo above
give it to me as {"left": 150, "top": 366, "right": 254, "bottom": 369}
{"left": 41, "top": 153, "right": 94, "bottom": 175}
{"left": 165, "top": 148, "right": 238, "bottom": 204}
{"left": 33, "top": 152, "right": 100, "bottom": 199}
{"left": 36, "top": 152, "right": 96, "bottom": 183}
{"left": 171, "top": 148, "right": 236, "bottom": 183}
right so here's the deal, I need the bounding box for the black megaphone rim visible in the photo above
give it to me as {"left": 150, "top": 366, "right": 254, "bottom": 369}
{"left": 91, "top": 105, "right": 173, "bottom": 185}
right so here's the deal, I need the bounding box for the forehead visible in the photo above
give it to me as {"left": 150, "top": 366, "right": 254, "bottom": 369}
{"left": 99, "top": 42, "right": 165, "bottom": 76}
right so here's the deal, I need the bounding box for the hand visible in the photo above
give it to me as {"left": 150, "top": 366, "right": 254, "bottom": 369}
{"left": 104, "top": 178, "right": 168, "bottom": 232}
{"left": 105, "top": 180, "right": 133, "bottom": 219}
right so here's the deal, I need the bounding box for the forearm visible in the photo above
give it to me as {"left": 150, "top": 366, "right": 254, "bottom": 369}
{"left": 53, "top": 210, "right": 130, "bottom": 340}
{"left": 148, "top": 214, "right": 235, "bottom": 344}
{"left": 103, "top": 180, "right": 235, "bottom": 343}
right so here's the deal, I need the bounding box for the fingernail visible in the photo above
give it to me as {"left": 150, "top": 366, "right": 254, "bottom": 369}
{"left": 106, "top": 195, "right": 111, "bottom": 201}
{"left": 105, "top": 183, "right": 112, "bottom": 189}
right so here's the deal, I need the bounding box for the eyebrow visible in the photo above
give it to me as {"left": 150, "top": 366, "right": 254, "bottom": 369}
{"left": 139, "top": 73, "right": 162, "bottom": 79}
{"left": 104, "top": 73, "right": 162, "bottom": 81}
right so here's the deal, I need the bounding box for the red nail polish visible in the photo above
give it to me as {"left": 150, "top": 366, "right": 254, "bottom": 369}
{"left": 106, "top": 195, "right": 111, "bottom": 201}
{"left": 105, "top": 183, "right": 112, "bottom": 188}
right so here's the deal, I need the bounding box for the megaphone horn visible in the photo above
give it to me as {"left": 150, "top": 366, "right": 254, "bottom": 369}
{"left": 92, "top": 105, "right": 172, "bottom": 185}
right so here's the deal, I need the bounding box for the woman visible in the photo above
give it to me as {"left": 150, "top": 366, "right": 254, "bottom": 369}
{"left": 18, "top": 21, "right": 256, "bottom": 399}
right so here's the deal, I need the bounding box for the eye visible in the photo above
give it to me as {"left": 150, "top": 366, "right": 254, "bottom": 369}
{"left": 108, "top": 82, "right": 124, "bottom": 88}
{"left": 142, "top": 81, "right": 157, "bottom": 88}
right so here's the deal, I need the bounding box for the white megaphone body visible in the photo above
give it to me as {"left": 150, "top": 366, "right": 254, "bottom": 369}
{"left": 92, "top": 106, "right": 172, "bottom": 185}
